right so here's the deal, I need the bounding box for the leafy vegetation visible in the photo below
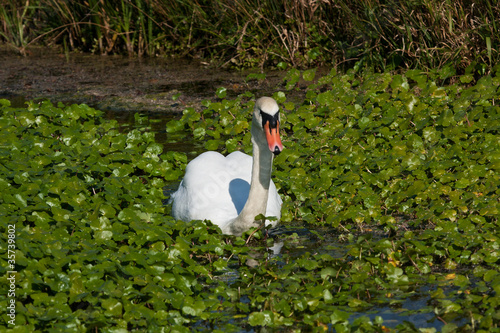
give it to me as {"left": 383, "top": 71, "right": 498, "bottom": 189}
{"left": 0, "top": 0, "right": 498, "bottom": 72}
{"left": 1, "top": 64, "right": 500, "bottom": 331}
{"left": 169, "top": 66, "right": 500, "bottom": 330}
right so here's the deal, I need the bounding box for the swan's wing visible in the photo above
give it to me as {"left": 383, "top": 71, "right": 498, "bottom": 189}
{"left": 171, "top": 151, "right": 253, "bottom": 225}
{"left": 171, "top": 150, "right": 282, "bottom": 228}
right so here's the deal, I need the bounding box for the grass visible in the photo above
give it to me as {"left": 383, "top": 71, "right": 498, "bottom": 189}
{"left": 0, "top": 0, "right": 498, "bottom": 71}
{"left": 0, "top": 0, "right": 38, "bottom": 55}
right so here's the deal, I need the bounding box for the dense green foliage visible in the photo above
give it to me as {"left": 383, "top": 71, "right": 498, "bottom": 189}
{"left": 1, "top": 65, "right": 500, "bottom": 331}
{"left": 0, "top": 0, "right": 498, "bottom": 71}
{"left": 174, "top": 66, "right": 500, "bottom": 232}
{"left": 169, "top": 67, "right": 500, "bottom": 330}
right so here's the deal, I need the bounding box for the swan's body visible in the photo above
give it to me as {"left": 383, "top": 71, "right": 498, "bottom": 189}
{"left": 170, "top": 97, "right": 283, "bottom": 236}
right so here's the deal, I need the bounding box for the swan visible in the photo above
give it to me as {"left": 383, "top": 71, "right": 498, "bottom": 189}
{"left": 170, "top": 97, "right": 283, "bottom": 236}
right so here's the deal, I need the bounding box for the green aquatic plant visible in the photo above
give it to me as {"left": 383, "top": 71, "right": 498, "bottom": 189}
{"left": 167, "top": 66, "right": 500, "bottom": 330}
{"left": 1, "top": 64, "right": 500, "bottom": 331}
{"left": 0, "top": 0, "right": 38, "bottom": 55}
{"left": 171, "top": 67, "right": 500, "bottom": 232}
{"left": 0, "top": 100, "right": 239, "bottom": 331}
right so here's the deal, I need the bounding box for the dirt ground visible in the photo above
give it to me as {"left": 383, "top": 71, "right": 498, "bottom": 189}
{"left": 0, "top": 47, "right": 288, "bottom": 113}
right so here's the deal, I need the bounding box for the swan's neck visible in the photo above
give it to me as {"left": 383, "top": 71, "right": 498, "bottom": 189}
{"left": 229, "top": 124, "right": 273, "bottom": 235}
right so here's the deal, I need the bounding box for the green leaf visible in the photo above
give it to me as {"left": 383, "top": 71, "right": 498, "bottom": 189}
{"left": 460, "top": 74, "right": 474, "bottom": 83}
{"left": 166, "top": 119, "right": 184, "bottom": 133}
{"left": 303, "top": 69, "right": 316, "bottom": 81}
{"left": 248, "top": 311, "right": 273, "bottom": 326}
{"left": 182, "top": 300, "right": 206, "bottom": 316}
{"left": 320, "top": 267, "right": 336, "bottom": 279}
{"left": 204, "top": 139, "right": 219, "bottom": 151}
{"left": 216, "top": 87, "right": 227, "bottom": 99}
{"left": 102, "top": 298, "right": 123, "bottom": 317}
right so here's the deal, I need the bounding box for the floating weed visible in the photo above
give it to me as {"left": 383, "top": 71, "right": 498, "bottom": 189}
{"left": 1, "top": 66, "right": 500, "bottom": 331}
{"left": 167, "top": 67, "right": 500, "bottom": 330}
{"left": 0, "top": 100, "right": 239, "bottom": 331}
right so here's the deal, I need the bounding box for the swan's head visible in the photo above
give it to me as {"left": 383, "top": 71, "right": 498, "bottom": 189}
{"left": 254, "top": 97, "right": 283, "bottom": 155}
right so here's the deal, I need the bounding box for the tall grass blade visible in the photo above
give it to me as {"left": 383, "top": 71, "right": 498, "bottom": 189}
{"left": 486, "top": 36, "right": 492, "bottom": 66}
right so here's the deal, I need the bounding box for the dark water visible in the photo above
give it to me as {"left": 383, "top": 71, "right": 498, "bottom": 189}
{"left": 0, "top": 47, "right": 292, "bottom": 113}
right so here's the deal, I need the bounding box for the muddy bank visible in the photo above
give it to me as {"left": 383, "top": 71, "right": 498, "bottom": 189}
{"left": 0, "top": 47, "right": 293, "bottom": 113}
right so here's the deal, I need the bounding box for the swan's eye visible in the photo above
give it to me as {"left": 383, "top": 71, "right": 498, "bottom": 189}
{"left": 260, "top": 111, "right": 279, "bottom": 130}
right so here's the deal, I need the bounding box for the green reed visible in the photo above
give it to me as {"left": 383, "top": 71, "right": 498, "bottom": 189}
{"left": 0, "top": 0, "right": 498, "bottom": 73}
{"left": 0, "top": 0, "right": 39, "bottom": 55}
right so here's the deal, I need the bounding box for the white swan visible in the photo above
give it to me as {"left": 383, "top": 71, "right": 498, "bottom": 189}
{"left": 170, "top": 97, "right": 283, "bottom": 236}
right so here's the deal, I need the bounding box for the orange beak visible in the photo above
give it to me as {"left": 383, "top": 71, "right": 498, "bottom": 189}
{"left": 264, "top": 121, "right": 283, "bottom": 155}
